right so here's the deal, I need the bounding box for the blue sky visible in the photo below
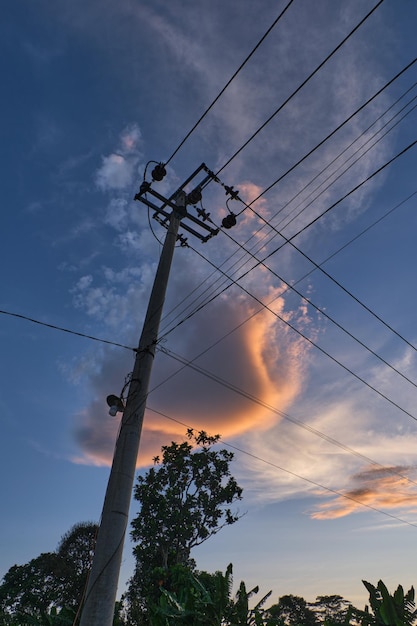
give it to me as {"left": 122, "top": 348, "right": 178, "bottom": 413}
{"left": 2, "top": 0, "right": 417, "bottom": 610}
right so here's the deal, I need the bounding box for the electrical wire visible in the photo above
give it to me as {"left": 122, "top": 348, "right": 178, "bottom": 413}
{"left": 228, "top": 138, "right": 417, "bottom": 272}
{"left": 146, "top": 5, "right": 406, "bottom": 370}
{"left": 159, "top": 68, "right": 417, "bottom": 336}
{"left": 3, "top": 236, "right": 416, "bottom": 519}
{"left": 274, "top": 93, "right": 417, "bottom": 235}
{"left": 6, "top": 3, "right": 417, "bottom": 580}
{"left": 146, "top": 406, "right": 417, "bottom": 529}
{"left": 154, "top": 193, "right": 417, "bottom": 480}
{"left": 164, "top": 0, "right": 296, "bottom": 166}
{"left": 8, "top": 279, "right": 417, "bottom": 504}
{"left": 156, "top": 144, "right": 417, "bottom": 428}
{"left": 217, "top": 229, "right": 417, "bottom": 390}
{"left": 0, "top": 309, "right": 134, "bottom": 351}
{"left": 183, "top": 242, "right": 417, "bottom": 425}
{"left": 155, "top": 344, "right": 417, "bottom": 490}
{"left": 160, "top": 141, "right": 417, "bottom": 356}
{"left": 159, "top": 32, "right": 417, "bottom": 337}
{"left": 4, "top": 142, "right": 416, "bottom": 442}
{"left": 6, "top": 180, "right": 415, "bottom": 373}
{"left": 3, "top": 293, "right": 414, "bottom": 527}
{"left": 160, "top": 189, "right": 417, "bottom": 377}
{"left": 225, "top": 117, "right": 417, "bottom": 352}
{"left": 160, "top": 94, "right": 417, "bottom": 345}
{"left": 214, "top": 0, "right": 385, "bottom": 177}
{"left": 164, "top": 159, "right": 417, "bottom": 392}
{"left": 234, "top": 57, "right": 417, "bottom": 218}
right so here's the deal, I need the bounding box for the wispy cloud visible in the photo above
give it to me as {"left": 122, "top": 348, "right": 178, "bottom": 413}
{"left": 240, "top": 348, "right": 417, "bottom": 519}
{"left": 311, "top": 466, "right": 417, "bottom": 520}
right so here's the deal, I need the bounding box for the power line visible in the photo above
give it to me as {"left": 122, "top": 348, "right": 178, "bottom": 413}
{"left": 4, "top": 189, "right": 417, "bottom": 441}
{"left": 160, "top": 190, "right": 417, "bottom": 384}
{"left": 164, "top": 0, "right": 296, "bottom": 166}
{"left": 4, "top": 145, "right": 417, "bottom": 438}
{"left": 274, "top": 92, "right": 417, "bottom": 235}
{"left": 226, "top": 134, "right": 417, "bottom": 355}
{"left": 182, "top": 242, "right": 417, "bottom": 426}
{"left": 156, "top": 344, "right": 417, "bottom": 490}
{"left": 223, "top": 441, "right": 417, "bottom": 528}
{"left": 160, "top": 99, "right": 417, "bottom": 350}
{"left": 154, "top": 187, "right": 417, "bottom": 483}
{"left": 235, "top": 57, "right": 417, "bottom": 217}
{"left": 223, "top": 138, "right": 417, "bottom": 278}
{"left": 0, "top": 309, "right": 134, "bottom": 351}
{"left": 160, "top": 66, "right": 417, "bottom": 337}
{"left": 159, "top": 140, "right": 417, "bottom": 421}
{"left": 2, "top": 224, "right": 416, "bottom": 520}
{"left": 160, "top": 142, "right": 417, "bottom": 364}
{"left": 146, "top": 406, "right": 417, "bottom": 529}
{"left": 5, "top": 189, "right": 415, "bottom": 365}
{"left": 157, "top": 27, "right": 417, "bottom": 339}
{"left": 4, "top": 270, "right": 411, "bottom": 475}
{"left": 5, "top": 142, "right": 417, "bottom": 432}
{"left": 6, "top": 284, "right": 413, "bottom": 524}
{"left": 218, "top": 228, "right": 417, "bottom": 390}
{"left": 166, "top": 158, "right": 417, "bottom": 389}
{"left": 215, "top": 0, "right": 385, "bottom": 176}
{"left": 239, "top": 73, "right": 417, "bottom": 241}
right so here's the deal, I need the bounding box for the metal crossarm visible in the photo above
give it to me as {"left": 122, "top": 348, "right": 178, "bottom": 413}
{"left": 134, "top": 163, "right": 220, "bottom": 243}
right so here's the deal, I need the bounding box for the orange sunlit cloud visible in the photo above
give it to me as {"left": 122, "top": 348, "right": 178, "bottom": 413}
{"left": 238, "top": 182, "right": 268, "bottom": 207}
{"left": 73, "top": 286, "right": 311, "bottom": 467}
{"left": 311, "top": 466, "right": 417, "bottom": 520}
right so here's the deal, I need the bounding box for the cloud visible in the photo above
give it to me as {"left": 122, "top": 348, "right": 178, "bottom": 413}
{"left": 311, "top": 466, "right": 417, "bottom": 520}
{"left": 69, "top": 116, "right": 321, "bottom": 470}
{"left": 120, "top": 124, "right": 142, "bottom": 154}
{"left": 70, "top": 261, "right": 156, "bottom": 331}
{"left": 62, "top": 0, "right": 404, "bottom": 509}
{"left": 104, "top": 198, "right": 129, "bottom": 231}
{"left": 95, "top": 124, "right": 143, "bottom": 191}
{"left": 238, "top": 348, "right": 417, "bottom": 520}
{"left": 95, "top": 154, "right": 136, "bottom": 191}
{"left": 72, "top": 282, "right": 312, "bottom": 467}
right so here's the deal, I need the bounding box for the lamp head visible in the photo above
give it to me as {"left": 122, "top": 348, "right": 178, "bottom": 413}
{"left": 106, "top": 394, "right": 125, "bottom": 416}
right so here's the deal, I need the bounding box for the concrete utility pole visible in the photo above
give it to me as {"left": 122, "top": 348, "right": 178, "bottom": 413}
{"left": 79, "top": 165, "right": 220, "bottom": 626}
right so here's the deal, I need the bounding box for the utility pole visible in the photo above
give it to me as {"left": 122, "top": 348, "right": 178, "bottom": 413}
{"left": 79, "top": 165, "right": 220, "bottom": 626}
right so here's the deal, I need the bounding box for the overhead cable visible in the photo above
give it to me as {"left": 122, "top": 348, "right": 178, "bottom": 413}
{"left": 160, "top": 94, "right": 417, "bottom": 343}
{"left": 160, "top": 141, "right": 417, "bottom": 352}
{"left": 155, "top": 344, "right": 417, "bottom": 489}
{"left": 0, "top": 309, "right": 134, "bottom": 351}
{"left": 218, "top": 228, "right": 417, "bottom": 389}
{"left": 215, "top": 0, "right": 385, "bottom": 176}
{"left": 157, "top": 143, "right": 417, "bottom": 424}
{"left": 275, "top": 93, "right": 417, "bottom": 234}
{"left": 160, "top": 55, "right": 417, "bottom": 337}
{"left": 235, "top": 57, "right": 417, "bottom": 216}
{"left": 146, "top": 406, "right": 417, "bottom": 529}
{"left": 164, "top": 0, "right": 296, "bottom": 167}
{"left": 230, "top": 129, "right": 417, "bottom": 353}
{"left": 160, "top": 190, "right": 417, "bottom": 356}
{"left": 185, "top": 242, "right": 417, "bottom": 425}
